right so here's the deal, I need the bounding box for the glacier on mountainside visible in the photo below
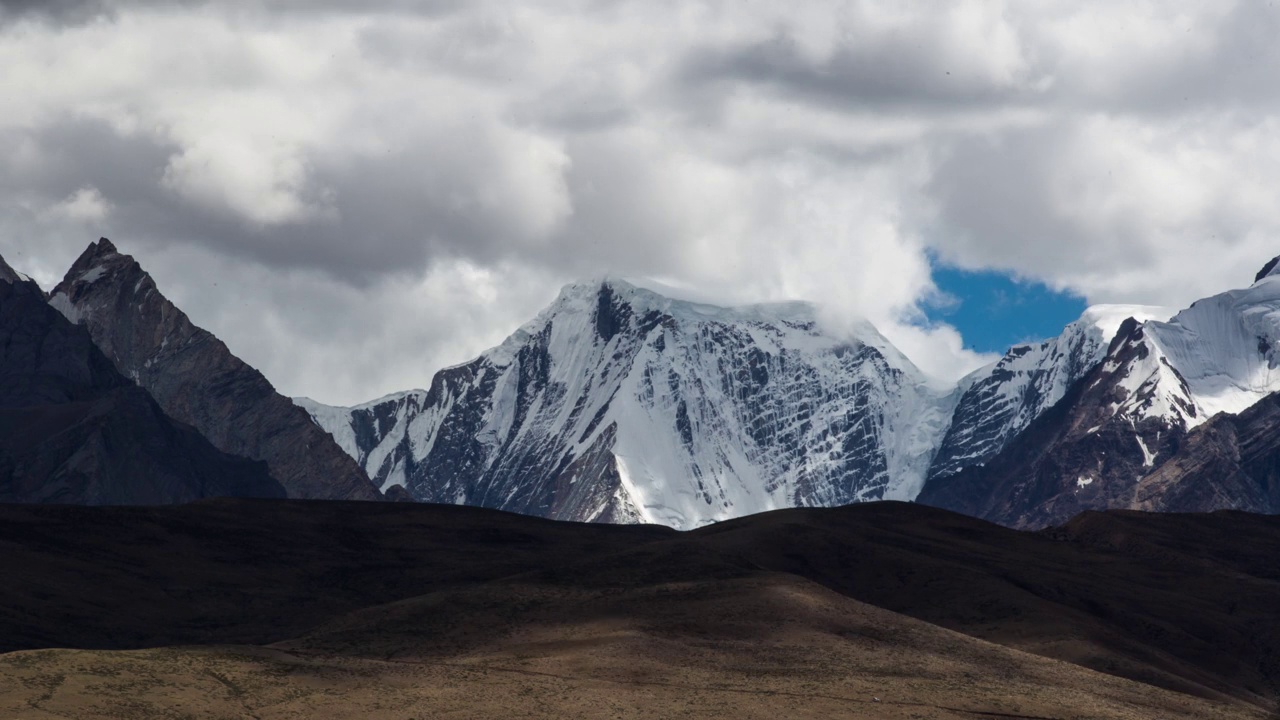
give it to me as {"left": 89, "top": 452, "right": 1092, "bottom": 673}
{"left": 1143, "top": 274, "right": 1280, "bottom": 422}
{"left": 1073, "top": 268, "right": 1280, "bottom": 433}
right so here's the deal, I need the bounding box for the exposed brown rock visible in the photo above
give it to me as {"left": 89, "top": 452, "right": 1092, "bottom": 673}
{"left": 1134, "top": 392, "right": 1280, "bottom": 514}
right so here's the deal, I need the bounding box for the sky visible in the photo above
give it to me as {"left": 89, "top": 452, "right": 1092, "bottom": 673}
{"left": 2, "top": 1, "right": 1278, "bottom": 405}
{"left": 925, "top": 266, "right": 1087, "bottom": 355}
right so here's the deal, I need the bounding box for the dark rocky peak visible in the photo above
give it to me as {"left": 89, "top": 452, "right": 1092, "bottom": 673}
{"left": 0, "top": 253, "right": 24, "bottom": 285}
{"left": 58, "top": 237, "right": 139, "bottom": 282}
{"left": 1255, "top": 255, "right": 1280, "bottom": 283}
{"left": 0, "top": 274, "right": 129, "bottom": 406}
{"left": 85, "top": 236, "right": 119, "bottom": 259}
{"left": 1106, "top": 316, "right": 1145, "bottom": 355}
{"left": 47, "top": 237, "right": 383, "bottom": 502}
{"left": 63, "top": 237, "right": 128, "bottom": 280}
{"left": 0, "top": 268, "right": 285, "bottom": 504}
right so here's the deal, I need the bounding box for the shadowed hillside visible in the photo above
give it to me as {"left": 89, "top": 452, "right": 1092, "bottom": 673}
{"left": 0, "top": 499, "right": 1276, "bottom": 717}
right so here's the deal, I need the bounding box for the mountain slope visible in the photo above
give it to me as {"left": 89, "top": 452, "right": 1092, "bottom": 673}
{"left": 920, "top": 258, "right": 1280, "bottom": 527}
{"left": 300, "top": 279, "right": 955, "bottom": 528}
{"left": 1142, "top": 258, "right": 1280, "bottom": 419}
{"left": 1128, "top": 390, "right": 1280, "bottom": 514}
{"left": 48, "top": 239, "right": 382, "bottom": 501}
{"left": 0, "top": 254, "right": 284, "bottom": 504}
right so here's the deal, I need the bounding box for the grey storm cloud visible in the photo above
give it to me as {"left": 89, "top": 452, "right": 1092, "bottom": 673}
{"left": 4, "top": 0, "right": 1280, "bottom": 404}
{"left": 925, "top": 124, "right": 1158, "bottom": 274}
{"left": 0, "top": 114, "right": 694, "bottom": 287}
{"left": 0, "top": 0, "right": 109, "bottom": 23}
{"left": 0, "top": 0, "right": 466, "bottom": 21}
{"left": 680, "top": 31, "right": 1027, "bottom": 112}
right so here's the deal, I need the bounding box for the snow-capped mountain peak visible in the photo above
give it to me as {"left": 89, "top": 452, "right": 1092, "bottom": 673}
{"left": 300, "top": 279, "right": 954, "bottom": 528}
{"left": 920, "top": 254, "right": 1280, "bottom": 529}
{"left": 927, "top": 303, "right": 1175, "bottom": 480}
{"left": 300, "top": 258, "right": 1280, "bottom": 530}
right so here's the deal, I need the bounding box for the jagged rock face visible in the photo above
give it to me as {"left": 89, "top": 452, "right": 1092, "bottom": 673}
{"left": 929, "top": 305, "right": 1174, "bottom": 481}
{"left": 0, "top": 260, "right": 284, "bottom": 504}
{"left": 48, "top": 239, "right": 381, "bottom": 501}
{"left": 299, "top": 280, "right": 953, "bottom": 529}
{"left": 918, "top": 319, "right": 1196, "bottom": 528}
{"left": 1256, "top": 255, "right": 1280, "bottom": 283}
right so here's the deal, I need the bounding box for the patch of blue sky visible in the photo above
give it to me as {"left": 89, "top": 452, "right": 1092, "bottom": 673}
{"left": 925, "top": 264, "right": 1087, "bottom": 355}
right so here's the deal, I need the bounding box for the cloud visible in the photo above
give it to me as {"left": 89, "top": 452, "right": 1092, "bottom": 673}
{"left": 0, "top": 0, "right": 108, "bottom": 24}
{"left": 0, "top": 0, "right": 1277, "bottom": 402}
{"left": 680, "top": 2, "right": 1039, "bottom": 112}
{"left": 926, "top": 113, "right": 1280, "bottom": 305}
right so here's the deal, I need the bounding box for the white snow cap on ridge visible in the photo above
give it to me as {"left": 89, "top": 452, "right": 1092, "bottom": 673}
{"left": 1076, "top": 304, "right": 1178, "bottom": 343}
{"left": 1142, "top": 260, "right": 1280, "bottom": 422}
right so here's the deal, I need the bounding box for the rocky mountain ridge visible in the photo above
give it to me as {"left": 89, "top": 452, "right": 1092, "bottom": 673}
{"left": 928, "top": 304, "right": 1175, "bottom": 481}
{"left": 48, "top": 239, "right": 383, "bottom": 501}
{"left": 18, "top": 234, "right": 1280, "bottom": 527}
{"left": 0, "top": 252, "right": 285, "bottom": 504}
{"left": 307, "top": 256, "right": 1280, "bottom": 529}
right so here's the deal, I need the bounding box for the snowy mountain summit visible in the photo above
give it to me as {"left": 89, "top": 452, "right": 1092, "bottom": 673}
{"left": 299, "top": 279, "right": 955, "bottom": 528}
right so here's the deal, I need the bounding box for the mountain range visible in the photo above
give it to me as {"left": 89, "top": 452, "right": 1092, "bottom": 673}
{"left": 4, "top": 236, "right": 1280, "bottom": 529}
{"left": 919, "top": 260, "right": 1280, "bottom": 526}
{"left": 303, "top": 259, "right": 1280, "bottom": 528}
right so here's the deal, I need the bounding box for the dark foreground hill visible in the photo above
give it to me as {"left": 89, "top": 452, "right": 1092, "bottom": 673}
{"left": 0, "top": 500, "right": 1276, "bottom": 719}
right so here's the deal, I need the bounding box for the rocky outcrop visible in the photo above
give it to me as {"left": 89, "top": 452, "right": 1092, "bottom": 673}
{"left": 1131, "top": 392, "right": 1280, "bottom": 515}
{"left": 49, "top": 239, "right": 382, "bottom": 501}
{"left": 0, "top": 255, "right": 284, "bottom": 504}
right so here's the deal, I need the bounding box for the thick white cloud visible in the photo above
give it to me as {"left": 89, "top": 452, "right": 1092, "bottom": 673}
{"left": 0, "top": 0, "right": 1276, "bottom": 403}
